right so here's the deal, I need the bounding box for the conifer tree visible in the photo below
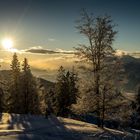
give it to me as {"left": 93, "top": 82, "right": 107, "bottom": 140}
{"left": 69, "top": 68, "right": 78, "bottom": 105}
{"left": 10, "top": 53, "right": 21, "bottom": 113}
{"left": 21, "top": 58, "right": 39, "bottom": 114}
{"left": 10, "top": 53, "right": 20, "bottom": 82}
{"left": 22, "top": 58, "right": 31, "bottom": 113}
{"left": 55, "top": 66, "right": 78, "bottom": 116}
{"left": 0, "top": 88, "right": 4, "bottom": 113}
{"left": 45, "top": 89, "right": 56, "bottom": 117}
{"left": 55, "top": 66, "right": 66, "bottom": 116}
{"left": 136, "top": 86, "right": 140, "bottom": 115}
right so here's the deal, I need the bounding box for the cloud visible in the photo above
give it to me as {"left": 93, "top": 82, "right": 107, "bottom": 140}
{"left": 0, "top": 59, "right": 4, "bottom": 63}
{"left": 128, "top": 51, "right": 140, "bottom": 58}
{"left": 0, "top": 46, "right": 76, "bottom": 71}
{"left": 28, "top": 46, "right": 43, "bottom": 50}
{"left": 115, "top": 50, "right": 128, "bottom": 56}
{"left": 55, "top": 48, "right": 75, "bottom": 54}
{"left": 0, "top": 50, "right": 76, "bottom": 71}
{"left": 26, "top": 48, "right": 57, "bottom": 54}
{"left": 24, "top": 46, "right": 75, "bottom": 54}
{"left": 115, "top": 49, "right": 140, "bottom": 58}
{"left": 22, "top": 46, "right": 56, "bottom": 54}
{"left": 0, "top": 47, "right": 139, "bottom": 81}
{"left": 48, "top": 38, "right": 55, "bottom": 42}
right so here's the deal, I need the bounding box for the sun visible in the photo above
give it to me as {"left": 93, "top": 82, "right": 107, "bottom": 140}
{"left": 2, "top": 38, "right": 13, "bottom": 50}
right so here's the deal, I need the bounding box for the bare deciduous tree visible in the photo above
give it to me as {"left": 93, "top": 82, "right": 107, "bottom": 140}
{"left": 75, "top": 10, "right": 122, "bottom": 127}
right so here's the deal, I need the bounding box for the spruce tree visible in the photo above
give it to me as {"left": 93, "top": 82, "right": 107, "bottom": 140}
{"left": 10, "top": 53, "right": 20, "bottom": 82}
{"left": 10, "top": 53, "right": 21, "bottom": 113}
{"left": 0, "top": 88, "right": 4, "bottom": 113}
{"left": 55, "top": 66, "right": 66, "bottom": 116}
{"left": 22, "top": 58, "right": 31, "bottom": 113}
{"left": 136, "top": 86, "right": 140, "bottom": 115}
{"left": 69, "top": 68, "right": 78, "bottom": 106}
{"left": 45, "top": 89, "right": 56, "bottom": 117}
{"left": 21, "top": 58, "right": 39, "bottom": 114}
{"left": 55, "top": 66, "right": 78, "bottom": 116}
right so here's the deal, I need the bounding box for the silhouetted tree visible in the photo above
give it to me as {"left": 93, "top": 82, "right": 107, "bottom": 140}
{"left": 68, "top": 68, "right": 78, "bottom": 107}
{"left": 135, "top": 86, "right": 140, "bottom": 129}
{"left": 75, "top": 10, "right": 122, "bottom": 127}
{"left": 55, "top": 66, "right": 78, "bottom": 116}
{"left": 10, "top": 53, "right": 21, "bottom": 113}
{"left": 21, "top": 58, "right": 40, "bottom": 114}
{"left": 21, "top": 58, "right": 31, "bottom": 113}
{"left": 55, "top": 66, "right": 66, "bottom": 116}
{"left": 136, "top": 86, "right": 140, "bottom": 115}
{"left": 130, "top": 86, "right": 140, "bottom": 129}
{"left": 0, "top": 88, "right": 4, "bottom": 112}
{"left": 45, "top": 89, "right": 55, "bottom": 118}
{"left": 1, "top": 81, "right": 11, "bottom": 113}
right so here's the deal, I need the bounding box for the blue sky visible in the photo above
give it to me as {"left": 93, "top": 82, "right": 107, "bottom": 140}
{"left": 0, "top": 0, "right": 139, "bottom": 51}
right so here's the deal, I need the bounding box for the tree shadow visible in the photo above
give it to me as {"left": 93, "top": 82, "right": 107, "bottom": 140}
{"left": 0, "top": 113, "right": 134, "bottom": 140}
{"left": 7, "top": 114, "right": 31, "bottom": 130}
{"left": 6, "top": 114, "right": 84, "bottom": 140}
{"left": 0, "top": 113, "right": 2, "bottom": 123}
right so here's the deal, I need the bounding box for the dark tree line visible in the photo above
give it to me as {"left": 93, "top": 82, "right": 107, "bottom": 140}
{"left": 129, "top": 86, "right": 140, "bottom": 129}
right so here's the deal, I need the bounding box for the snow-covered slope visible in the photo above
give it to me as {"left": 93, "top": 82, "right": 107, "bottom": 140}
{"left": 0, "top": 113, "right": 138, "bottom": 140}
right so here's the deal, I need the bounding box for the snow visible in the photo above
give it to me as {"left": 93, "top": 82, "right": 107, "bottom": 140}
{"left": 0, "top": 113, "right": 137, "bottom": 140}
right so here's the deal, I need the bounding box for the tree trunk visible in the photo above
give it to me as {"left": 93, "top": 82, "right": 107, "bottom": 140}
{"left": 96, "top": 74, "right": 101, "bottom": 127}
{"left": 101, "top": 86, "right": 106, "bottom": 128}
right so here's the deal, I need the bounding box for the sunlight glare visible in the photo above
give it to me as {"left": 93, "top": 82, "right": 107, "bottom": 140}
{"left": 2, "top": 38, "right": 13, "bottom": 50}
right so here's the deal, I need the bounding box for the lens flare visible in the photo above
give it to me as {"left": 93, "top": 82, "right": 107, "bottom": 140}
{"left": 2, "top": 38, "right": 13, "bottom": 50}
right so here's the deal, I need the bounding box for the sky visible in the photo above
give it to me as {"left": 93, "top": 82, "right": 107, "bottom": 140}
{"left": 0, "top": 0, "right": 139, "bottom": 80}
{"left": 0, "top": 0, "right": 139, "bottom": 51}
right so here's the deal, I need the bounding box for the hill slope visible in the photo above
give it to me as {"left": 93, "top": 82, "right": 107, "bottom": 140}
{"left": 0, "top": 113, "right": 137, "bottom": 140}
{"left": 121, "top": 55, "right": 140, "bottom": 92}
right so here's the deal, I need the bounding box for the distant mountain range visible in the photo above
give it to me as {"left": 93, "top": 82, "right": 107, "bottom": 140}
{"left": 0, "top": 55, "right": 139, "bottom": 93}
{"left": 0, "top": 70, "right": 54, "bottom": 94}
{"left": 115, "top": 50, "right": 140, "bottom": 58}
{"left": 120, "top": 55, "right": 140, "bottom": 93}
